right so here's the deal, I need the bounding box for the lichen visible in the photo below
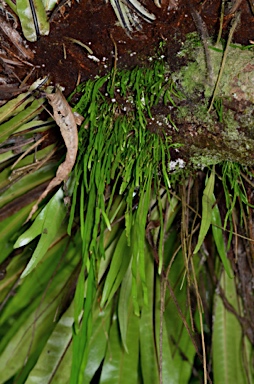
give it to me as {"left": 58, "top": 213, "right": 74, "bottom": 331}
{"left": 173, "top": 33, "right": 254, "bottom": 103}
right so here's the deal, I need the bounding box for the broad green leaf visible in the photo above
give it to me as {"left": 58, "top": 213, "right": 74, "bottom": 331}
{"left": 25, "top": 302, "right": 74, "bottom": 384}
{"left": 139, "top": 243, "right": 159, "bottom": 384}
{"left": 84, "top": 300, "right": 112, "bottom": 382}
{"left": 0, "top": 92, "right": 33, "bottom": 124}
{"left": 13, "top": 209, "right": 46, "bottom": 247}
{"left": 0, "top": 262, "right": 70, "bottom": 382}
{"left": 100, "top": 307, "right": 139, "bottom": 384}
{"left": 101, "top": 230, "right": 132, "bottom": 307}
{"left": 0, "top": 204, "right": 31, "bottom": 264}
{"left": 194, "top": 166, "right": 215, "bottom": 254}
{"left": 16, "top": 0, "right": 49, "bottom": 42}
{"left": 0, "top": 98, "right": 45, "bottom": 143}
{"left": 0, "top": 234, "right": 80, "bottom": 382}
{"left": 15, "top": 188, "right": 67, "bottom": 278}
{"left": 132, "top": 171, "right": 152, "bottom": 305}
{"left": 77, "top": 261, "right": 96, "bottom": 384}
{"left": 71, "top": 260, "right": 96, "bottom": 384}
{"left": 0, "top": 157, "right": 57, "bottom": 209}
{"left": 118, "top": 264, "right": 132, "bottom": 353}
{"left": 211, "top": 195, "right": 232, "bottom": 278}
{"left": 156, "top": 247, "right": 195, "bottom": 383}
{"left": 0, "top": 236, "right": 70, "bottom": 328}
{"left": 0, "top": 307, "right": 57, "bottom": 384}
{"left": 212, "top": 270, "right": 249, "bottom": 384}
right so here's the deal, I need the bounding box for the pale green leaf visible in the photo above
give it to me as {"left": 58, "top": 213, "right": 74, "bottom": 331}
{"left": 16, "top": 0, "right": 49, "bottom": 42}
{"left": 194, "top": 166, "right": 215, "bottom": 254}
{"left": 84, "top": 301, "right": 112, "bottom": 382}
{"left": 18, "top": 188, "right": 67, "bottom": 278}
{"left": 0, "top": 98, "right": 45, "bottom": 143}
{"left": 211, "top": 196, "right": 232, "bottom": 278}
{"left": 13, "top": 211, "right": 45, "bottom": 248}
{"left": 0, "top": 92, "right": 33, "bottom": 124}
{"left": 212, "top": 270, "right": 249, "bottom": 384}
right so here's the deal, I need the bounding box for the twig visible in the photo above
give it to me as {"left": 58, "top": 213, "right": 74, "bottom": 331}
{"left": 216, "top": 0, "right": 225, "bottom": 46}
{"left": 208, "top": 11, "right": 241, "bottom": 113}
{"left": 189, "top": 7, "right": 213, "bottom": 85}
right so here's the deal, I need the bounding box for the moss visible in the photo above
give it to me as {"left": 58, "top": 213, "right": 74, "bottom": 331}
{"left": 173, "top": 34, "right": 254, "bottom": 103}
{"left": 190, "top": 149, "right": 223, "bottom": 168}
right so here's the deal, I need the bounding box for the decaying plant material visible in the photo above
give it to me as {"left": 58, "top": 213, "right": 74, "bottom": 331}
{"left": 26, "top": 87, "right": 80, "bottom": 222}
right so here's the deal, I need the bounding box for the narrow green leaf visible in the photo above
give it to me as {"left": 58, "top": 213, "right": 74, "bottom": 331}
{"left": 73, "top": 263, "right": 85, "bottom": 333}
{"left": 18, "top": 188, "right": 66, "bottom": 278}
{"left": 139, "top": 243, "right": 159, "bottom": 384}
{"left": 84, "top": 302, "right": 112, "bottom": 382}
{"left": 101, "top": 230, "right": 132, "bottom": 307}
{"left": 100, "top": 307, "right": 139, "bottom": 384}
{"left": 25, "top": 302, "right": 74, "bottom": 384}
{"left": 0, "top": 204, "right": 31, "bottom": 263}
{"left": 118, "top": 264, "right": 132, "bottom": 353}
{"left": 0, "top": 92, "right": 32, "bottom": 124}
{"left": 0, "top": 98, "right": 45, "bottom": 143}
{"left": 0, "top": 237, "right": 78, "bottom": 383}
{"left": 13, "top": 211, "right": 45, "bottom": 248}
{"left": 211, "top": 196, "right": 232, "bottom": 278}
{"left": 212, "top": 271, "right": 249, "bottom": 384}
{"left": 101, "top": 209, "right": 112, "bottom": 232}
{"left": 194, "top": 166, "right": 215, "bottom": 254}
{"left": 71, "top": 260, "right": 96, "bottom": 384}
{"left": 155, "top": 270, "right": 195, "bottom": 383}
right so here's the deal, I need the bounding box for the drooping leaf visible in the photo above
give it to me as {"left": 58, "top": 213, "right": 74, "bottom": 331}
{"left": 14, "top": 188, "right": 67, "bottom": 278}
{"left": 0, "top": 92, "right": 33, "bottom": 124}
{"left": 84, "top": 299, "right": 112, "bottom": 382}
{"left": 212, "top": 270, "right": 250, "bottom": 384}
{"left": 101, "top": 230, "right": 132, "bottom": 307}
{"left": 0, "top": 204, "right": 31, "bottom": 264}
{"left": 118, "top": 264, "right": 132, "bottom": 353}
{"left": 0, "top": 236, "right": 79, "bottom": 383}
{"left": 157, "top": 243, "right": 196, "bottom": 383}
{"left": 139, "top": 243, "right": 159, "bottom": 383}
{"left": 25, "top": 302, "right": 74, "bottom": 384}
{"left": 100, "top": 304, "right": 139, "bottom": 384}
{"left": 0, "top": 98, "right": 45, "bottom": 144}
{"left": 194, "top": 165, "right": 215, "bottom": 254}
{"left": 211, "top": 195, "right": 232, "bottom": 278}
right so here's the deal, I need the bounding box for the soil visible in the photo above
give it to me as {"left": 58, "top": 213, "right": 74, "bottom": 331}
{"left": 1, "top": 0, "right": 254, "bottom": 97}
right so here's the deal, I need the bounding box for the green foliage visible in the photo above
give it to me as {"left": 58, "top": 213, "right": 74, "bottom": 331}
{"left": 194, "top": 166, "right": 215, "bottom": 254}
{"left": 0, "top": 62, "right": 253, "bottom": 383}
{"left": 212, "top": 269, "right": 253, "bottom": 384}
{"left": 14, "top": 187, "right": 67, "bottom": 278}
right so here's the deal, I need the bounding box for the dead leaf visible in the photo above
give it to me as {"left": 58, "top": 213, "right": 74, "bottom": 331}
{"left": 26, "top": 87, "right": 79, "bottom": 222}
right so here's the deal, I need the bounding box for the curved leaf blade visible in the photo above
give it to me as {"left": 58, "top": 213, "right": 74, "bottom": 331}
{"left": 16, "top": 188, "right": 66, "bottom": 278}
{"left": 194, "top": 166, "right": 215, "bottom": 254}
